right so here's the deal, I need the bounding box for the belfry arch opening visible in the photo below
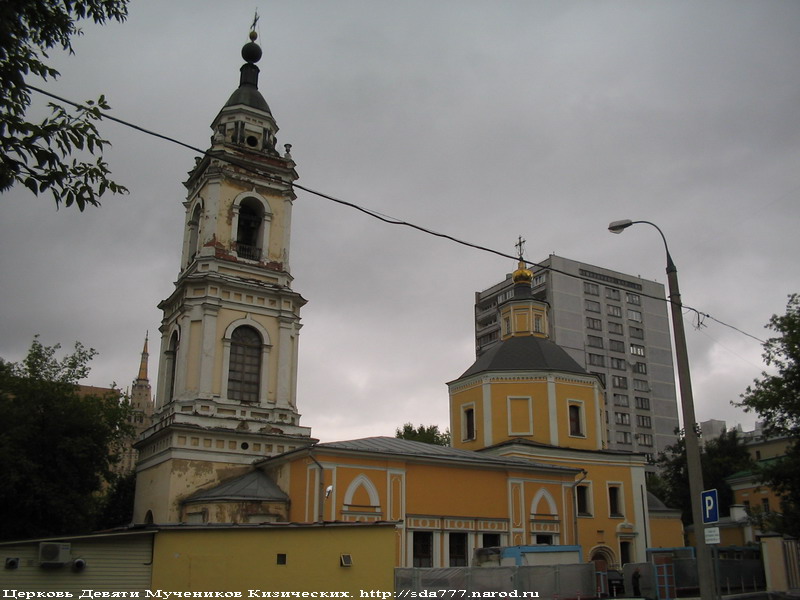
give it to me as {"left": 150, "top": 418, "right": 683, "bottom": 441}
{"left": 235, "top": 197, "right": 265, "bottom": 261}
{"left": 187, "top": 203, "right": 202, "bottom": 264}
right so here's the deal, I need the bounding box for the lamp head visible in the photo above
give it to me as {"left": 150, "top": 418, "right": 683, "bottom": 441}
{"left": 608, "top": 219, "right": 633, "bottom": 234}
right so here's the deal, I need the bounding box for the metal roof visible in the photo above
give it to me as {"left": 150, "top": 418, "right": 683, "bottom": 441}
{"left": 184, "top": 470, "right": 288, "bottom": 504}
{"left": 312, "top": 436, "right": 579, "bottom": 474}
{"left": 456, "top": 335, "right": 588, "bottom": 380}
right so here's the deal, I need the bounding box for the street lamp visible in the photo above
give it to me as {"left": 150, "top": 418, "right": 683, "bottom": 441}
{"left": 608, "top": 219, "right": 716, "bottom": 600}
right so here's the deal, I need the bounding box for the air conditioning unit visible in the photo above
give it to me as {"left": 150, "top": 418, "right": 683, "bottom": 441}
{"left": 39, "top": 543, "right": 71, "bottom": 566}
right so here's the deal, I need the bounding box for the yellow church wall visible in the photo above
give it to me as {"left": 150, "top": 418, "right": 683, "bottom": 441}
{"left": 151, "top": 525, "right": 395, "bottom": 594}
{"left": 405, "top": 464, "right": 513, "bottom": 517}
{"left": 449, "top": 383, "right": 485, "bottom": 450}
{"left": 488, "top": 380, "right": 550, "bottom": 446}
{"left": 554, "top": 380, "right": 599, "bottom": 451}
{"left": 646, "top": 515, "right": 684, "bottom": 549}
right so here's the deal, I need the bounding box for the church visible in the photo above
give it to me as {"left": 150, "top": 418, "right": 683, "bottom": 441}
{"left": 131, "top": 30, "right": 683, "bottom": 570}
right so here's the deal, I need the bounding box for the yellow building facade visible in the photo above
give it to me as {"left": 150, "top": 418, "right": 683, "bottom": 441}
{"left": 446, "top": 262, "right": 660, "bottom": 567}
{"left": 258, "top": 438, "right": 580, "bottom": 567}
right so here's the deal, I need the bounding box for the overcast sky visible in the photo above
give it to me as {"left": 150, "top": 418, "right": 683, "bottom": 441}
{"left": 2, "top": 1, "right": 798, "bottom": 443}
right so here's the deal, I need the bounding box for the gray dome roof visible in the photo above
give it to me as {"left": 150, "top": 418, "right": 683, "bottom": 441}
{"left": 458, "top": 335, "right": 587, "bottom": 379}
{"left": 224, "top": 86, "right": 271, "bottom": 113}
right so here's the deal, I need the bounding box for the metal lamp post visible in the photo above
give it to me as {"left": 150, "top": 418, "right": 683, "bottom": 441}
{"left": 608, "top": 219, "right": 716, "bottom": 600}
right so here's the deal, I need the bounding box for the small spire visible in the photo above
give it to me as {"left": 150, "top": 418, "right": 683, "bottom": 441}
{"left": 137, "top": 332, "right": 149, "bottom": 381}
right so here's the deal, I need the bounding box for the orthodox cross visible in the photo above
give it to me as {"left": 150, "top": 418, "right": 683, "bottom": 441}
{"left": 515, "top": 235, "right": 526, "bottom": 261}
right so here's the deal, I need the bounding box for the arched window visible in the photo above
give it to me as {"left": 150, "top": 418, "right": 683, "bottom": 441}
{"left": 187, "top": 203, "right": 202, "bottom": 262}
{"left": 228, "top": 326, "right": 262, "bottom": 402}
{"left": 235, "top": 198, "right": 264, "bottom": 261}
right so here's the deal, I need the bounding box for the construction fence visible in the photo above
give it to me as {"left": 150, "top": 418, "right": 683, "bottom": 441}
{"left": 395, "top": 563, "right": 596, "bottom": 598}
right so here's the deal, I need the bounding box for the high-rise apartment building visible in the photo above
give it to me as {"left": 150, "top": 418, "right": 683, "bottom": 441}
{"left": 475, "top": 254, "right": 679, "bottom": 459}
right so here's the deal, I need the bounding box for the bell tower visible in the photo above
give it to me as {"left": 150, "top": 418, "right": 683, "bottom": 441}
{"left": 134, "top": 31, "right": 316, "bottom": 524}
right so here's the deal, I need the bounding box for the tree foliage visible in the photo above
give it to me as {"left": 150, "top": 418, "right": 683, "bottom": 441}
{"left": 652, "top": 428, "right": 753, "bottom": 525}
{"left": 736, "top": 293, "right": 800, "bottom": 535}
{"left": 0, "top": 337, "right": 133, "bottom": 540}
{"left": 395, "top": 423, "right": 451, "bottom": 446}
{"left": 0, "top": 0, "right": 129, "bottom": 209}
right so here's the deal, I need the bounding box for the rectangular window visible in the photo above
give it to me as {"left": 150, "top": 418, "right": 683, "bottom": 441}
{"left": 609, "top": 339, "right": 625, "bottom": 353}
{"left": 413, "top": 532, "right": 433, "bottom": 567}
{"left": 585, "top": 300, "right": 601, "bottom": 313}
{"left": 608, "top": 486, "right": 624, "bottom": 517}
{"left": 591, "top": 372, "right": 606, "bottom": 387}
{"left": 482, "top": 533, "right": 501, "bottom": 548}
{"left": 463, "top": 406, "right": 476, "bottom": 441}
{"left": 614, "top": 412, "right": 630, "bottom": 425}
{"left": 637, "top": 415, "right": 652, "bottom": 428}
{"left": 638, "top": 433, "right": 654, "bottom": 446}
{"left": 630, "top": 326, "right": 645, "bottom": 339}
{"left": 628, "top": 309, "right": 643, "bottom": 322}
{"left": 613, "top": 393, "right": 629, "bottom": 407}
{"left": 630, "top": 344, "right": 645, "bottom": 356}
{"left": 612, "top": 375, "right": 628, "bottom": 389}
{"left": 633, "top": 379, "right": 650, "bottom": 392}
{"left": 635, "top": 396, "right": 650, "bottom": 410}
{"left": 608, "top": 321, "right": 624, "bottom": 335}
{"left": 576, "top": 484, "right": 592, "bottom": 516}
{"left": 449, "top": 532, "right": 468, "bottom": 567}
{"left": 634, "top": 362, "right": 647, "bottom": 374}
{"left": 587, "top": 335, "right": 604, "bottom": 348}
{"left": 588, "top": 353, "right": 605, "bottom": 367}
{"left": 626, "top": 293, "right": 641, "bottom": 305}
{"left": 607, "top": 305, "right": 622, "bottom": 318}
{"left": 606, "top": 288, "right": 621, "bottom": 301}
{"left": 615, "top": 431, "right": 632, "bottom": 445}
{"left": 610, "top": 357, "right": 626, "bottom": 371}
{"left": 569, "top": 403, "right": 584, "bottom": 437}
{"left": 584, "top": 282, "right": 599, "bottom": 296}
{"left": 586, "top": 317, "right": 602, "bottom": 331}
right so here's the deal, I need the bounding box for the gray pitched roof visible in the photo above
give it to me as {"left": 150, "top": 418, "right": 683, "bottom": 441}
{"left": 184, "top": 470, "right": 288, "bottom": 504}
{"left": 314, "top": 436, "right": 579, "bottom": 474}
{"left": 456, "top": 335, "right": 587, "bottom": 380}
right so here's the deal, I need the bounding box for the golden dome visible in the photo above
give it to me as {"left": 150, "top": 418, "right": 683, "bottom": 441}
{"left": 512, "top": 260, "right": 533, "bottom": 284}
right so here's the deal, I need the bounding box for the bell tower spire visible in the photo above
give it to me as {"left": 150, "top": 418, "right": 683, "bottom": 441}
{"left": 134, "top": 29, "right": 316, "bottom": 524}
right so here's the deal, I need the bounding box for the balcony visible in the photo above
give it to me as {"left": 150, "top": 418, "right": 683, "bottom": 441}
{"left": 234, "top": 242, "right": 261, "bottom": 261}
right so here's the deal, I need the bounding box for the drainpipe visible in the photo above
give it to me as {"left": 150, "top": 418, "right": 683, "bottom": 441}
{"left": 571, "top": 469, "right": 589, "bottom": 550}
{"left": 309, "top": 449, "right": 325, "bottom": 522}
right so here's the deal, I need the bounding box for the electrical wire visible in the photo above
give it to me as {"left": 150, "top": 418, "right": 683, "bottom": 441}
{"left": 25, "top": 83, "right": 768, "bottom": 345}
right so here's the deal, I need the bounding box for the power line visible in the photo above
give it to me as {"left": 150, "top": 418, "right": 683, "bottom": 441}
{"left": 26, "top": 84, "right": 767, "bottom": 345}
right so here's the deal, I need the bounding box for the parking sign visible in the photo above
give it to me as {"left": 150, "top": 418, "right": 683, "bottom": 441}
{"left": 701, "top": 489, "right": 719, "bottom": 524}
